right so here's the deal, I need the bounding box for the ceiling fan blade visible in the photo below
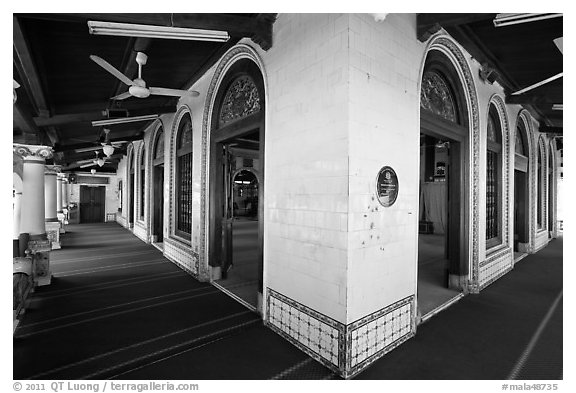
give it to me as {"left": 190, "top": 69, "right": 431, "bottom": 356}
{"left": 554, "top": 37, "right": 563, "bottom": 54}
{"left": 80, "top": 163, "right": 96, "bottom": 168}
{"left": 110, "top": 91, "right": 132, "bottom": 100}
{"left": 149, "top": 87, "right": 200, "bottom": 97}
{"left": 90, "top": 55, "right": 135, "bottom": 87}
{"left": 74, "top": 146, "right": 102, "bottom": 153}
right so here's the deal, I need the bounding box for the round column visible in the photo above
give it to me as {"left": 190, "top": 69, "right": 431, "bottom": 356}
{"left": 61, "top": 178, "right": 69, "bottom": 208}
{"left": 13, "top": 190, "right": 22, "bottom": 256}
{"left": 45, "top": 167, "right": 59, "bottom": 222}
{"left": 56, "top": 176, "right": 63, "bottom": 214}
{"left": 14, "top": 144, "right": 53, "bottom": 237}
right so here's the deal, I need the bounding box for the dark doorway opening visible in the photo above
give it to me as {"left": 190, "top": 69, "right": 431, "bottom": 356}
{"left": 418, "top": 132, "right": 463, "bottom": 317}
{"left": 79, "top": 185, "right": 105, "bottom": 223}
{"left": 153, "top": 165, "right": 164, "bottom": 244}
{"left": 212, "top": 130, "right": 262, "bottom": 310}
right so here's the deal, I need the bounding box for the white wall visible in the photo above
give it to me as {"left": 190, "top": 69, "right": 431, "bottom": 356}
{"left": 262, "top": 13, "right": 351, "bottom": 323}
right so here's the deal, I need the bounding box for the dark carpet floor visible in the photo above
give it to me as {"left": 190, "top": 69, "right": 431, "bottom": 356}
{"left": 13, "top": 223, "right": 563, "bottom": 380}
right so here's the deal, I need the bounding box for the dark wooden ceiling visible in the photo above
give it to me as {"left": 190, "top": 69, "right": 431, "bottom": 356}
{"left": 417, "top": 13, "right": 563, "bottom": 133}
{"left": 13, "top": 13, "right": 276, "bottom": 173}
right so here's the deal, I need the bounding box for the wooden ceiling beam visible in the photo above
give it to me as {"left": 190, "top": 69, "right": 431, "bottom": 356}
{"left": 21, "top": 13, "right": 277, "bottom": 50}
{"left": 417, "top": 13, "right": 496, "bottom": 42}
{"left": 538, "top": 125, "right": 562, "bottom": 134}
{"left": 505, "top": 93, "right": 558, "bottom": 106}
{"left": 13, "top": 16, "right": 50, "bottom": 116}
{"left": 34, "top": 105, "right": 176, "bottom": 127}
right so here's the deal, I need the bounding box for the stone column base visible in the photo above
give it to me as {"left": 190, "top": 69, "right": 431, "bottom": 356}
{"left": 210, "top": 266, "right": 222, "bottom": 281}
{"left": 46, "top": 221, "right": 62, "bottom": 250}
{"left": 28, "top": 238, "right": 52, "bottom": 287}
{"left": 518, "top": 242, "right": 531, "bottom": 253}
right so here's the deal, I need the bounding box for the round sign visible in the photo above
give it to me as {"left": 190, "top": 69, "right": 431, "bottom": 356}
{"left": 376, "top": 166, "right": 399, "bottom": 207}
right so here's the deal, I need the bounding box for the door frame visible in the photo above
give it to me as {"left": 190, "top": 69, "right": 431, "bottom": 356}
{"left": 79, "top": 185, "right": 106, "bottom": 223}
{"left": 420, "top": 112, "right": 468, "bottom": 289}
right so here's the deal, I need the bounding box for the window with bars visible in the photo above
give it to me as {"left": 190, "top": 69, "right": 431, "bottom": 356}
{"left": 176, "top": 115, "right": 193, "bottom": 236}
{"left": 486, "top": 105, "right": 502, "bottom": 247}
{"left": 140, "top": 147, "right": 145, "bottom": 219}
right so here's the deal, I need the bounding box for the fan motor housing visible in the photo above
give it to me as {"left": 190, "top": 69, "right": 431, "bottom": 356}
{"left": 129, "top": 85, "right": 150, "bottom": 98}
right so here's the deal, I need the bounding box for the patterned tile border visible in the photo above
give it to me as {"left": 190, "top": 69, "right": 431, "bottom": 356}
{"left": 164, "top": 237, "right": 199, "bottom": 278}
{"left": 479, "top": 247, "right": 513, "bottom": 290}
{"left": 265, "top": 289, "right": 415, "bottom": 378}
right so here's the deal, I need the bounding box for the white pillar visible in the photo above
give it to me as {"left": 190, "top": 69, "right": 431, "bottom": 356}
{"left": 61, "top": 179, "right": 69, "bottom": 208}
{"left": 20, "top": 156, "right": 48, "bottom": 236}
{"left": 13, "top": 190, "right": 22, "bottom": 238}
{"left": 45, "top": 166, "right": 62, "bottom": 250}
{"left": 14, "top": 144, "right": 54, "bottom": 286}
{"left": 45, "top": 169, "right": 58, "bottom": 222}
{"left": 56, "top": 176, "right": 63, "bottom": 214}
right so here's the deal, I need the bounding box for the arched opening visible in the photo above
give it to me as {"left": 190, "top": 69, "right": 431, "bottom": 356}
{"left": 139, "top": 145, "right": 146, "bottom": 220}
{"left": 514, "top": 116, "right": 530, "bottom": 254}
{"left": 174, "top": 114, "right": 193, "bottom": 239}
{"left": 128, "top": 149, "right": 135, "bottom": 226}
{"left": 152, "top": 127, "right": 165, "bottom": 244}
{"left": 548, "top": 140, "right": 554, "bottom": 237}
{"left": 486, "top": 103, "right": 503, "bottom": 249}
{"left": 537, "top": 138, "right": 545, "bottom": 230}
{"left": 418, "top": 49, "right": 468, "bottom": 317}
{"left": 209, "top": 58, "right": 264, "bottom": 311}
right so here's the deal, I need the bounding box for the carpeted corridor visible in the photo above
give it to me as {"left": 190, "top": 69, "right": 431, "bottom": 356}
{"left": 13, "top": 223, "right": 562, "bottom": 380}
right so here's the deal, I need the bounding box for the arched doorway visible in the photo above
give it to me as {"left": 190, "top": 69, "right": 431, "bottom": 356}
{"left": 152, "top": 127, "right": 165, "bottom": 244}
{"left": 514, "top": 116, "right": 530, "bottom": 254}
{"left": 209, "top": 58, "right": 265, "bottom": 311}
{"left": 418, "top": 49, "right": 469, "bottom": 317}
{"left": 128, "top": 149, "right": 135, "bottom": 227}
{"left": 548, "top": 140, "right": 554, "bottom": 237}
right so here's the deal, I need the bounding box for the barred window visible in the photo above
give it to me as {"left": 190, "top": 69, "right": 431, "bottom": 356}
{"left": 139, "top": 146, "right": 145, "bottom": 219}
{"left": 154, "top": 130, "right": 164, "bottom": 160}
{"left": 486, "top": 105, "right": 502, "bottom": 246}
{"left": 176, "top": 115, "right": 193, "bottom": 236}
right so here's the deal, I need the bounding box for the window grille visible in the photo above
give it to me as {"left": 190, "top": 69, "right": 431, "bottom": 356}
{"left": 420, "top": 70, "right": 457, "bottom": 123}
{"left": 176, "top": 116, "right": 193, "bottom": 235}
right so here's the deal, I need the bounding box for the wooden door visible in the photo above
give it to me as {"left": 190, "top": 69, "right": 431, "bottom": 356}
{"left": 80, "top": 186, "right": 105, "bottom": 223}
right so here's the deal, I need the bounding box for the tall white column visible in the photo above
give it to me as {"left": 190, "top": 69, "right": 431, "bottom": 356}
{"left": 13, "top": 144, "right": 54, "bottom": 286}
{"left": 45, "top": 168, "right": 59, "bottom": 222}
{"left": 45, "top": 166, "right": 62, "bottom": 250}
{"left": 56, "top": 176, "right": 63, "bottom": 214}
{"left": 13, "top": 190, "right": 22, "bottom": 256}
{"left": 61, "top": 178, "right": 69, "bottom": 208}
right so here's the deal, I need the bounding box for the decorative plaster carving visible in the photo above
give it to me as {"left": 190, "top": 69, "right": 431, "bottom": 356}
{"left": 13, "top": 144, "right": 53, "bottom": 161}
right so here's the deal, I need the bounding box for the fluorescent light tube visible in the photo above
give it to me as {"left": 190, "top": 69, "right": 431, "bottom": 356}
{"left": 88, "top": 21, "right": 230, "bottom": 42}
{"left": 552, "top": 104, "right": 563, "bottom": 111}
{"left": 92, "top": 114, "right": 158, "bottom": 126}
{"left": 494, "top": 13, "right": 562, "bottom": 27}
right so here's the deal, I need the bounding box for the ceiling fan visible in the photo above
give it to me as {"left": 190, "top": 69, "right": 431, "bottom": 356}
{"left": 80, "top": 152, "right": 108, "bottom": 168}
{"left": 90, "top": 52, "right": 200, "bottom": 100}
{"left": 74, "top": 129, "right": 128, "bottom": 154}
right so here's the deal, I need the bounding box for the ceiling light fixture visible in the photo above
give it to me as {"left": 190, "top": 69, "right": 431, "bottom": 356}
{"left": 493, "top": 13, "right": 562, "bottom": 27}
{"left": 91, "top": 169, "right": 96, "bottom": 175}
{"left": 92, "top": 114, "right": 158, "bottom": 127}
{"left": 511, "top": 73, "right": 563, "bottom": 96}
{"left": 552, "top": 104, "right": 563, "bottom": 111}
{"left": 88, "top": 21, "right": 230, "bottom": 42}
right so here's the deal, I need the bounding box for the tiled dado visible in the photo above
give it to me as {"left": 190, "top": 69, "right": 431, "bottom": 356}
{"left": 164, "top": 237, "right": 199, "bottom": 277}
{"left": 479, "top": 247, "right": 513, "bottom": 290}
{"left": 133, "top": 222, "right": 148, "bottom": 243}
{"left": 266, "top": 289, "right": 415, "bottom": 378}
{"left": 116, "top": 214, "right": 127, "bottom": 228}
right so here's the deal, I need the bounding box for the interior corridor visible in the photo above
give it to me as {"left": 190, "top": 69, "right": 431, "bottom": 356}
{"left": 14, "top": 223, "right": 562, "bottom": 380}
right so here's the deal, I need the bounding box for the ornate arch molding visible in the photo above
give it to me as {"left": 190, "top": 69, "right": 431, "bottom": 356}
{"left": 517, "top": 110, "right": 536, "bottom": 252}
{"left": 199, "top": 43, "right": 267, "bottom": 279}
{"left": 487, "top": 94, "right": 511, "bottom": 250}
{"left": 125, "top": 143, "right": 135, "bottom": 222}
{"left": 136, "top": 141, "right": 146, "bottom": 223}
{"left": 168, "top": 105, "right": 193, "bottom": 241}
{"left": 147, "top": 120, "right": 165, "bottom": 240}
{"left": 420, "top": 34, "right": 481, "bottom": 291}
{"left": 537, "top": 135, "right": 548, "bottom": 235}
{"left": 548, "top": 137, "right": 558, "bottom": 237}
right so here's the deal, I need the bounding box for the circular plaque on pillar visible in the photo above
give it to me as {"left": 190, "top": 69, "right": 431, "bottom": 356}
{"left": 376, "top": 166, "right": 399, "bottom": 207}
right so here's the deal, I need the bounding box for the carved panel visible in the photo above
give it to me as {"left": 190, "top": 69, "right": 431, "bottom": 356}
{"left": 218, "top": 75, "right": 261, "bottom": 127}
